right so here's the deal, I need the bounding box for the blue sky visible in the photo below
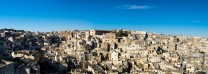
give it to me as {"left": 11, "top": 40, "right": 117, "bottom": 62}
{"left": 0, "top": 0, "right": 207, "bottom": 37}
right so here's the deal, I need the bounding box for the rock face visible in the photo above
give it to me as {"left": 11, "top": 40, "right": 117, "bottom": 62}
{"left": 0, "top": 60, "right": 15, "bottom": 74}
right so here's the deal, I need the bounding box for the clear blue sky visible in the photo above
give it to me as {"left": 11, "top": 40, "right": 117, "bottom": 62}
{"left": 0, "top": 0, "right": 207, "bottom": 37}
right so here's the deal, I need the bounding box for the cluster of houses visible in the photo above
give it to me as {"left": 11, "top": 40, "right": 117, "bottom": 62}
{"left": 0, "top": 29, "right": 208, "bottom": 74}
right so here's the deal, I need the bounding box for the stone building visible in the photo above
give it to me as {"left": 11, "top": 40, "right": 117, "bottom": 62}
{"left": 90, "top": 30, "right": 112, "bottom": 36}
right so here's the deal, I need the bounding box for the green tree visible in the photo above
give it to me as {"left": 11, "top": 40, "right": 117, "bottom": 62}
{"left": 116, "top": 30, "right": 123, "bottom": 37}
